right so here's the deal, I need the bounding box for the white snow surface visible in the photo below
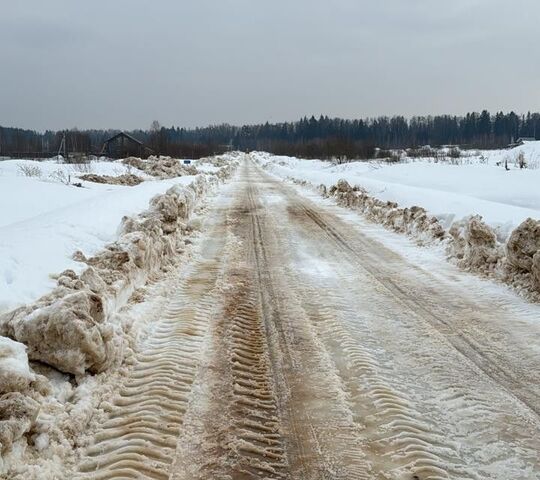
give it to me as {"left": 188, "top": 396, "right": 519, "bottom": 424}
{"left": 254, "top": 144, "right": 540, "bottom": 240}
{"left": 0, "top": 159, "right": 196, "bottom": 312}
{"left": 193, "top": 163, "right": 220, "bottom": 174}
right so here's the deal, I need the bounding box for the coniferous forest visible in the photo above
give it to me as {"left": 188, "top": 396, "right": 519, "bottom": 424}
{"left": 1, "top": 110, "right": 539, "bottom": 159}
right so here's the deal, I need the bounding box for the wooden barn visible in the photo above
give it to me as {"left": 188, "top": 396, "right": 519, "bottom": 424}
{"left": 100, "top": 132, "right": 153, "bottom": 158}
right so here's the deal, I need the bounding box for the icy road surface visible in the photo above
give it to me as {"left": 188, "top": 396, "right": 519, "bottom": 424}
{"left": 73, "top": 158, "right": 539, "bottom": 480}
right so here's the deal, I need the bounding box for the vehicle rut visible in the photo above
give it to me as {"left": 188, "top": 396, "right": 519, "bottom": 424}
{"left": 75, "top": 259, "right": 221, "bottom": 480}
{"left": 280, "top": 175, "right": 540, "bottom": 418}
{"left": 219, "top": 267, "right": 288, "bottom": 478}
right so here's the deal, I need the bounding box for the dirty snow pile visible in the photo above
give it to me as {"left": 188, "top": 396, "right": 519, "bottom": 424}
{"left": 78, "top": 173, "right": 144, "bottom": 186}
{"left": 0, "top": 153, "right": 239, "bottom": 475}
{"left": 122, "top": 155, "right": 197, "bottom": 178}
{"left": 254, "top": 148, "right": 540, "bottom": 299}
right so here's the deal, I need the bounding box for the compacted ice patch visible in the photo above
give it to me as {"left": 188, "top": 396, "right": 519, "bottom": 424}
{"left": 255, "top": 152, "right": 540, "bottom": 300}
{"left": 0, "top": 154, "right": 240, "bottom": 476}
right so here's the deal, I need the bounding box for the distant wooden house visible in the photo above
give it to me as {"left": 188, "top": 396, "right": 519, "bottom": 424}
{"left": 507, "top": 137, "right": 536, "bottom": 149}
{"left": 100, "top": 132, "right": 153, "bottom": 158}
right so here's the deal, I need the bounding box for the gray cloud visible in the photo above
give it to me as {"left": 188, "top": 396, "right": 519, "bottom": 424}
{"left": 1, "top": 0, "right": 539, "bottom": 131}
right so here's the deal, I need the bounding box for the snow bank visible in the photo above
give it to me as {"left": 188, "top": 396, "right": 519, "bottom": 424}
{"left": 255, "top": 148, "right": 540, "bottom": 240}
{"left": 256, "top": 152, "right": 540, "bottom": 300}
{"left": 79, "top": 173, "right": 143, "bottom": 185}
{"left": 324, "top": 179, "right": 446, "bottom": 243}
{"left": 0, "top": 159, "right": 199, "bottom": 313}
{"left": 505, "top": 218, "right": 540, "bottom": 294}
{"left": 0, "top": 154, "right": 239, "bottom": 472}
{"left": 0, "top": 161, "right": 238, "bottom": 376}
{"left": 448, "top": 216, "right": 502, "bottom": 274}
{"left": 122, "top": 155, "right": 198, "bottom": 178}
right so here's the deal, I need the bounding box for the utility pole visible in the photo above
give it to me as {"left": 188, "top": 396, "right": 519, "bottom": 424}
{"left": 58, "top": 133, "right": 68, "bottom": 160}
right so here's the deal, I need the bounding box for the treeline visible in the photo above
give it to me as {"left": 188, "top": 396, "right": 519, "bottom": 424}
{"left": 1, "top": 110, "right": 539, "bottom": 159}
{"left": 175, "top": 111, "right": 539, "bottom": 153}
{"left": 0, "top": 128, "right": 115, "bottom": 158}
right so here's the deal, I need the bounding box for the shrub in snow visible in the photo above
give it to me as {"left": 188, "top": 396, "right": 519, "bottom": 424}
{"left": 69, "top": 161, "right": 93, "bottom": 174}
{"left": 448, "top": 147, "right": 461, "bottom": 159}
{"left": 48, "top": 169, "right": 70, "bottom": 185}
{"left": 516, "top": 151, "right": 527, "bottom": 169}
{"left": 16, "top": 163, "right": 42, "bottom": 178}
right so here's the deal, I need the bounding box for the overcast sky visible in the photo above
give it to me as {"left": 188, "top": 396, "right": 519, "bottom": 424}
{"left": 1, "top": 0, "right": 539, "bottom": 131}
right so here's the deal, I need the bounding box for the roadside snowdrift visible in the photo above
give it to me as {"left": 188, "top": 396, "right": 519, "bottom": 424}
{"left": 256, "top": 149, "right": 540, "bottom": 239}
{"left": 0, "top": 159, "right": 199, "bottom": 313}
{"left": 0, "top": 154, "right": 238, "bottom": 472}
{"left": 122, "top": 155, "right": 197, "bottom": 178}
{"left": 256, "top": 153, "right": 540, "bottom": 300}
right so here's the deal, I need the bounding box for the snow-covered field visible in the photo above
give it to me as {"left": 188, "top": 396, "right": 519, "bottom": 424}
{"left": 0, "top": 159, "right": 195, "bottom": 312}
{"left": 255, "top": 141, "right": 540, "bottom": 241}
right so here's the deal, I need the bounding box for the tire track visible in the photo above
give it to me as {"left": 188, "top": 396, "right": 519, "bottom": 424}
{"left": 243, "top": 170, "right": 372, "bottom": 479}
{"left": 167, "top": 186, "right": 290, "bottom": 479}
{"left": 222, "top": 271, "right": 288, "bottom": 479}
{"left": 294, "top": 279, "right": 477, "bottom": 480}
{"left": 74, "top": 259, "right": 221, "bottom": 480}
{"left": 260, "top": 160, "right": 537, "bottom": 477}
{"left": 171, "top": 236, "right": 289, "bottom": 478}
{"left": 285, "top": 188, "right": 540, "bottom": 419}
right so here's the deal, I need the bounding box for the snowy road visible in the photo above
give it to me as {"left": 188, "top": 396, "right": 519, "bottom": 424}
{"left": 73, "top": 158, "right": 540, "bottom": 479}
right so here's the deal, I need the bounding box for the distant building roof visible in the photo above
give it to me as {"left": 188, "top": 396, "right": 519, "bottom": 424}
{"left": 103, "top": 131, "right": 145, "bottom": 146}
{"left": 100, "top": 131, "right": 153, "bottom": 157}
